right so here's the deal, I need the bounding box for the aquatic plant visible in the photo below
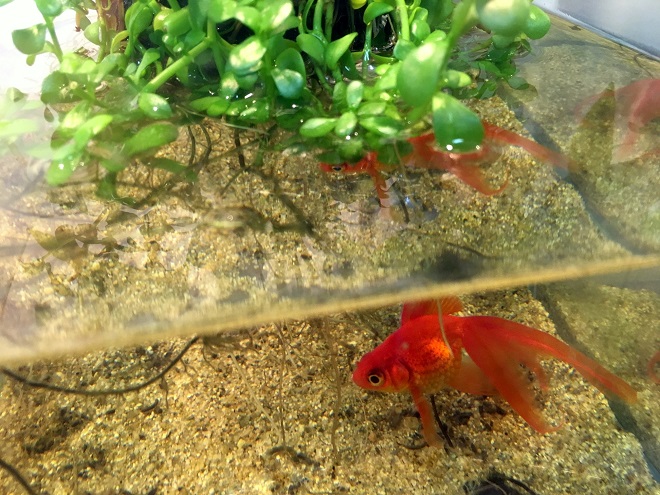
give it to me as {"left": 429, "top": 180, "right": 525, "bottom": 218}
{"left": 2, "top": 0, "right": 550, "bottom": 198}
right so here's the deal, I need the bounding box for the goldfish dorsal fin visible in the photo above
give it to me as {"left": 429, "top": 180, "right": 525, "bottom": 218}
{"left": 400, "top": 297, "right": 463, "bottom": 324}
{"left": 439, "top": 296, "right": 464, "bottom": 315}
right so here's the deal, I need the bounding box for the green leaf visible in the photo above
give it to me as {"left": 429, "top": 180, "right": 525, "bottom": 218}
{"left": 296, "top": 33, "right": 324, "bottom": 65}
{"left": 73, "top": 114, "right": 113, "bottom": 147}
{"left": 334, "top": 111, "right": 357, "bottom": 137}
{"left": 35, "top": 0, "right": 64, "bottom": 17}
{"left": 148, "top": 158, "right": 196, "bottom": 180}
{"left": 476, "top": 0, "right": 530, "bottom": 37}
{"left": 260, "top": 0, "right": 294, "bottom": 33}
{"left": 431, "top": 92, "right": 484, "bottom": 152}
{"left": 229, "top": 36, "right": 266, "bottom": 74}
{"left": 507, "top": 75, "right": 529, "bottom": 89}
{"left": 524, "top": 5, "right": 551, "bottom": 39}
{"left": 276, "top": 105, "right": 314, "bottom": 130}
{"left": 138, "top": 93, "right": 173, "bottom": 118}
{"left": 359, "top": 115, "right": 402, "bottom": 136}
{"left": 356, "top": 101, "right": 386, "bottom": 116}
{"left": 189, "top": 0, "right": 210, "bottom": 29}
{"left": 83, "top": 20, "right": 102, "bottom": 45}
{"left": 161, "top": 8, "right": 192, "bottom": 37}
{"left": 325, "top": 33, "right": 357, "bottom": 69}
{"left": 238, "top": 99, "right": 270, "bottom": 122}
{"left": 59, "top": 101, "right": 92, "bottom": 134}
{"left": 443, "top": 69, "right": 471, "bottom": 88}
{"left": 207, "top": 99, "right": 231, "bottom": 117}
{"left": 338, "top": 137, "right": 364, "bottom": 162}
{"left": 397, "top": 39, "right": 449, "bottom": 107}
{"left": 0, "top": 119, "right": 39, "bottom": 139}
{"left": 0, "top": 0, "right": 16, "bottom": 6}
{"left": 346, "top": 81, "right": 364, "bottom": 110}
{"left": 207, "top": 0, "right": 237, "bottom": 24}
{"left": 272, "top": 68, "right": 304, "bottom": 99}
{"left": 374, "top": 63, "right": 399, "bottom": 92}
{"left": 332, "top": 82, "right": 348, "bottom": 113}
{"left": 12, "top": 25, "right": 47, "bottom": 55}
{"left": 46, "top": 150, "right": 83, "bottom": 185}
{"left": 393, "top": 39, "right": 415, "bottom": 60}
{"left": 411, "top": 18, "right": 430, "bottom": 43}
{"left": 363, "top": 3, "right": 394, "bottom": 24}
{"left": 449, "top": 0, "right": 478, "bottom": 38}
{"left": 421, "top": 0, "right": 453, "bottom": 28}
{"left": 235, "top": 6, "right": 261, "bottom": 32}
{"left": 123, "top": 123, "right": 179, "bottom": 156}
{"left": 300, "top": 118, "right": 338, "bottom": 137}
{"left": 189, "top": 96, "right": 223, "bottom": 112}
{"left": 275, "top": 48, "right": 306, "bottom": 78}
{"left": 40, "top": 71, "right": 72, "bottom": 104}
{"left": 125, "top": 2, "right": 154, "bottom": 37}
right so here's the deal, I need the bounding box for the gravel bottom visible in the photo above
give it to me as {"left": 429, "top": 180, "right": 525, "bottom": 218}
{"left": 0, "top": 288, "right": 656, "bottom": 495}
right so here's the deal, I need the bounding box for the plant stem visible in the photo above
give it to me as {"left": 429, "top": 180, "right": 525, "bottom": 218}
{"left": 44, "top": 16, "right": 64, "bottom": 62}
{"left": 394, "top": 0, "right": 410, "bottom": 41}
{"left": 313, "top": 0, "right": 324, "bottom": 36}
{"left": 324, "top": 0, "right": 334, "bottom": 41}
{"left": 362, "top": 22, "right": 373, "bottom": 78}
{"left": 352, "top": 51, "right": 394, "bottom": 64}
{"left": 300, "top": 0, "right": 314, "bottom": 34}
{"left": 143, "top": 37, "right": 212, "bottom": 93}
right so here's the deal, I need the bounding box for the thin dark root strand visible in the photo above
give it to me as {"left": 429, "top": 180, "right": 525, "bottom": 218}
{"left": 0, "top": 457, "right": 41, "bottom": 495}
{"left": 1, "top": 337, "right": 199, "bottom": 396}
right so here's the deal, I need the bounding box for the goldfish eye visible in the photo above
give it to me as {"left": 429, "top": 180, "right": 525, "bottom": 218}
{"left": 332, "top": 165, "right": 344, "bottom": 172}
{"left": 368, "top": 373, "right": 384, "bottom": 386}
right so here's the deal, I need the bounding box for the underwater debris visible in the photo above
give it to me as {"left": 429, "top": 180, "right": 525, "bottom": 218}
{"left": 352, "top": 297, "right": 637, "bottom": 447}
{"left": 463, "top": 471, "right": 539, "bottom": 495}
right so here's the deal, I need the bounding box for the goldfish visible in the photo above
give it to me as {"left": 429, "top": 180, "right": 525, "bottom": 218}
{"left": 320, "top": 121, "right": 572, "bottom": 209}
{"left": 576, "top": 79, "right": 660, "bottom": 163}
{"left": 352, "top": 297, "right": 637, "bottom": 447}
{"left": 648, "top": 350, "right": 660, "bottom": 385}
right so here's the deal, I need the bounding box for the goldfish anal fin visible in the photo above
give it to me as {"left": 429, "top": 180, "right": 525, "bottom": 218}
{"left": 448, "top": 356, "right": 499, "bottom": 396}
{"left": 401, "top": 297, "right": 463, "bottom": 324}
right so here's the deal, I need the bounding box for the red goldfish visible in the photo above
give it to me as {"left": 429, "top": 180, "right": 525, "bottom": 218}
{"left": 576, "top": 78, "right": 660, "bottom": 163}
{"left": 648, "top": 350, "right": 660, "bottom": 385}
{"left": 320, "top": 120, "right": 572, "bottom": 209}
{"left": 352, "top": 297, "right": 637, "bottom": 447}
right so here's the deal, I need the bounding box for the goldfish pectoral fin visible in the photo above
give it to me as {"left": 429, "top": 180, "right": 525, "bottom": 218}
{"left": 461, "top": 322, "right": 557, "bottom": 433}
{"left": 444, "top": 161, "right": 506, "bottom": 196}
{"left": 409, "top": 384, "right": 443, "bottom": 448}
{"left": 483, "top": 121, "right": 573, "bottom": 170}
{"left": 448, "top": 357, "right": 498, "bottom": 396}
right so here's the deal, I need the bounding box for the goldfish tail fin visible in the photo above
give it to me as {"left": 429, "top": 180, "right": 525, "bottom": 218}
{"left": 461, "top": 316, "right": 637, "bottom": 430}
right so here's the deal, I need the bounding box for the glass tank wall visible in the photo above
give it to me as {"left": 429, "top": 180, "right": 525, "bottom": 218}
{"left": 0, "top": 9, "right": 658, "bottom": 495}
